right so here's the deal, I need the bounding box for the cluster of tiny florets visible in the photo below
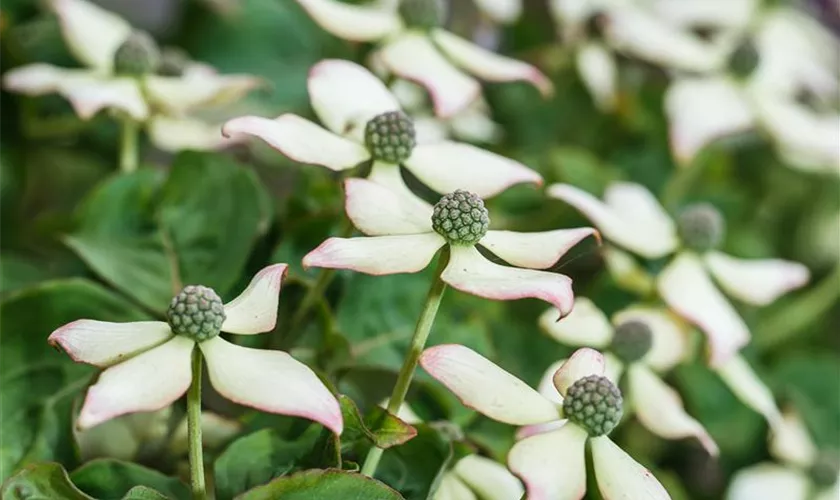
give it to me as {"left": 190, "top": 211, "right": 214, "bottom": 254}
{"left": 167, "top": 285, "right": 226, "bottom": 342}
{"left": 678, "top": 203, "right": 725, "bottom": 252}
{"left": 611, "top": 320, "right": 653, "bottom": 363}
{"left": 364, "top": 111, "right": 416, "bottom": 164}
{"left": 562, "top": 375, "right": 623, "bottom": 437}
{"left": 113, "top": 31, "right": 160, "bottom": 76}
{"left": 431, "top": 190, "right": 490, "bottom": 245}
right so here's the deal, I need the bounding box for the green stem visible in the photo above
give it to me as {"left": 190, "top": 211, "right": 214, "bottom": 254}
{"left": 755, "top": 263, "right": 840, "bottom": 350}
{"left": 360, "top": 250, "right": 449, "bottom": 477}
{"left": 187, "top": 347, "right": 207, "bottom": 500}
{"left": 119, "top": 118, "right": 139, "bottom": 173}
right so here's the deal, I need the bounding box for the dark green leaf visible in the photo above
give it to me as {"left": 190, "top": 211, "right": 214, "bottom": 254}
{"left": 69, "top": 459, "right": 189, "bottom": 500}
{"left": 121, "top": 486, "right": 170, "bottom": 500}
{"left": 1, "top": 462, "right": 92, "bottom": 500}
{"left": 375, "top": 425, "right": 452, "bottom": 500}
{"left": 235, "top": 468, "right": 404, "bottom": 500}
{"left": 337, "top": 395, "right": 416, "bottom": 454}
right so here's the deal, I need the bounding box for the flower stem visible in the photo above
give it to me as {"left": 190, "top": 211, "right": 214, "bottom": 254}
{"left": 360, "top": 249, "right": 449, "bottom": 477}
{"left": 187, "top": 347, "right": 207, "bottom": 500}
{"left": 119, "top": 117, "right": 139, "bottom": 173}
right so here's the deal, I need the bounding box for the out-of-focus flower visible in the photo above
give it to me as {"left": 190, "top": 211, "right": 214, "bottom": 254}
{"left": 538, "top": 298, "right": 717, "bottom": 454}
{"left": 420, "top": 346, "right": 671, "bottom": 500}
{"left": 2, "top": 0, "right": 261, "bottom": 152}
{"left": 727, "top": 409, "right": 840, "bottom": 500}
{"left": 304, "top": 180, "right": 597, "bottom": 314}
{"left": 548, "top": 182, "right": 809, "bottom": 366}
{"left": 48, "top": 265, "right": 343, "bottom": 434}
{"left": 223, "top": 60, "right": 539, "bottom": 200}
{"left": 659, "top": 3, "right": 840, "bottom": 173}
{"left": 472, "top": 0, "right": 522, "bottom": 25}
{"left": 291, "top": 0, "right": 551, "bottom": 117}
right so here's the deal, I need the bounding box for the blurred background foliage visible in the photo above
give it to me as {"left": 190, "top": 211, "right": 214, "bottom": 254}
{"left": 1, "top": 0, "right": 838, "bottom": 499}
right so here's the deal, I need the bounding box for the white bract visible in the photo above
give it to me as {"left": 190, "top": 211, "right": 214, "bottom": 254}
{"left": 659, "top": 3, "right": 840, "bottom": 173}
{"left": 303, "top": 178, "right": 597, "bottom": 315}
{"left": 291, "top": 0, "right": 551, "bottom": 117}
{"left": 223, "top": 60, "right": 540, "bottom": 201}
{"left": 420, "top": 346, "right": 671, "bottom": 500}
{"left": 48, "top": 264, "right": 343, "bottom": 434}
{"left": 727, "top": 410, "right": 840, "bottom": 500}
{"left": 2, "top": 0, "right": 261, "bottom": 153}
{"left": 538, "top": 298, "right": 718, "bottom": 454}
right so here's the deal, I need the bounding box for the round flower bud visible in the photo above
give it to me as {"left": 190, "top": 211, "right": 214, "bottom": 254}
{"left": 432, "top": 190, "right": 490, "bottom": 246}
{"left": 399, "top": 0, "right": 447, "bottom": 30}
{"left": 610, "top": 320, "right": 653, "bottom": 363}
{"left": 728, "top": 40, "right": 759, "bottom": 79}
{"left": 158, "top": 47, "right": 190, "bottom": 76}
{"left": 810, "top": 450, "right": 840, "bottom": 488}
{"left": 678, "top": 203, "right": 725, "bottom": 252}
{"left": 562, "top": 374, "right": 623, "bottom": 437}
{"left": 167, "top": 285, "right": 226, "bottom": 342}
{"left": 364, "top": 111, "right": 416, "bottom": 164}
{"left": 113, "top": 31, "right": 160, "bottom": 77}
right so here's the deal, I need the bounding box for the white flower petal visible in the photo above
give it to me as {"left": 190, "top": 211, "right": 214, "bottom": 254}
{"left": 147, "top": 117, "right": 234, "bottom": 153}
{"left": 652, "top": 0, "right": 757, "bottom": 31}
{"left": 769, "top": 409, "right": 817, "bottom": 468}
{"left": 366, "top": 161, "right": 435, "bottom": 211}
{"left": 222, "top": 264, "right": 288, "bottom": 335}
{"left": 473, "top": 0, "right": 522, "bottom": 24}
{"left": 419, "top": 344, "right": 560, "bottom": 425}
{"left": 576, "top": 42, "right": 618, "bottom": 112}
{"left": 552, "top": 347, "right": 606, "bottom": 397}
{"left": 294, "top": 0, "right": 400, "bottom": 42}
{"left": 379, "top": 34, "right": 481, "bottom": 118}
{"left": 200, "top": 337, "right": 342, "bottom": 434}
{"left": 414, "top": 116, "right": 451, "bottom": 144}
{"left": 603, "top": 353, "right": 624, "bottom": 385}
{"left": 145, "top": 71, "right": 263, "bottom": 115}
{"left": 48, "top": 320, "right": 172, "bottom": 368}
{"left": 435, "top": 474, "right": 477, "bottom": 500}
{"left": 441, "top": 245, "right": 575, "bottom": 316}
{"left": 657, "top": 252, "right": 749, "bottom": 366}
{"left": 628, "top": 364, "right": 718, "bottom": 455}
{"left": 480, "top": 228, "right": 597, "bottom": 269}
{"left": 303, "top": 234, "right": 444, "bottom": 275}
{"left": 704, "top": 251, "right": 810, "bottom": 306}
{"left": 547, "top": 183, "right": 678, "bottom": 259}
{"left": 403, "top": 141, "right": 542, "bottom": 198}
{"left": 454, "top": 455, "right": 525, "bottom": 500}
{"left": 715, "top": 355, "right": 782, "bottom": 429}
{"left": 538, "top": 297, "right": 613, "bottom": 348}
{"left": 308, "top": 59, "right": 401, "bottom": 140}
{"left": 3, "top": 64, "right": 79, "bottom": 95}
{"left": 726, "top": 463, "right": 810, "bottom": 500}
{"left": 508, "top": 424, "right": 588, "bottom": 500}
{"left": 77, "top": 336, "right": 194, "bottom": 429}
{"left": 665, "top": 78, "right": 755, "bottom": 165}
{"left": 52, "top": 0, "right": 131, "bottom": 71}
{"left": 590, "top": 436, "right": 670, "bottom": 500}
{"left": 448, "top": 103, "right": 503, "bottom": 144}
{"left": 431, "top": 30, "right": 552, "bottom": 97}
{"left": 221, "top": 114, "right": 370, "bottom": 171}
{"left": 537, "top": 360, "right": 567, "bottom": 405}
{"left": 613, "top": 307, "right": 688, "bottom": 372}
{"left": 603, "top": 246, "right": 655, "bottom": 295}
{"left": 344, "top": 178, "right": 433, "bottom": 236}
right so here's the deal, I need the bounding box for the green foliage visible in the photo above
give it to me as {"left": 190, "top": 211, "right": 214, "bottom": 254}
{"left": 2, "top": 462, "right": 92, "bottom": 500}
{"left": 69, "top": 459, "right": 190, "bottom": 500}
{"left": 236, "top": 469, "right": 404, "bottom": 500}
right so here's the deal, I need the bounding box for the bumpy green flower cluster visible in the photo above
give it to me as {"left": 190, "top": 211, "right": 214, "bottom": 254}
{"left": 167, "top": 285, "right": 226, "bottom": 342}
{"left": 364, "top": 111, "right": 416, "bottom": 164}
{"left": 810, "top": 450, "right": 840, "bottom": 488}
{"left": 611, "top": 320, "right": 653, "bottom": 363}
{"left": 113, "top": 31, "right": 160, "bottom": 76}
{"left": 399, "top": 0, "right": 446, "bottom": 30}
{"left": 432, "top": 190, "right": 490, "bottom": 245}
{"left": 563, "top": 375, "right": 623, "bottom": 437}
{"left": 678, "top": 203, "right": 725, "bottom": 252}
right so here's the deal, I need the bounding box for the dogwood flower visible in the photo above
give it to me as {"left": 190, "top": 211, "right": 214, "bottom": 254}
{"left": 291, "top": 0, "right": 551, "bottom": 117}
{"left": 727, "top": 409, "right": 839, "bottom": 500}
{"left": 420, "top": 346, "right": 670, "bottom": 500}
{"left": 2, "top": 0, "right": 261, "bottom": 152}
{"left": 304, "top": 178, "right": 597, "bottom": 315}
{"left": 537, "top": 298, "right": 718, "bottom": 454}
{"left": 472, "top": 0, "right": 522, "bottom": 25}
{"left": 222, "top": 59, "right": 539, "bottom": 201}
{"left": 659, "top": 3, "right": 840, "bottom": 173}
{"left": 48, "top": 264, "right": 343, "bottom": 434}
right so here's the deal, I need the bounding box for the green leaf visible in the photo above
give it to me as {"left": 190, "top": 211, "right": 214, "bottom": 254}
{"left": 375, "top": 425, "right": 453, "bottom": 500}
{"left": 1, "top": 462, "right": 92, "bottom": 500}
{"left": 338, "top": 395, "right": 416, "bottom": 454}
{"left": 214, "top": 427, "right": 321, "bottom": 500}
{"left": 69, "top": 459, "right": 190, "bottom": 500}
{"left": 235, "top": 469, "right": 405, "bottom": 500}
{"left": 121, "top": 486, "right": 170, "bottom": 500}
{"left": 772, "top": 353, "right": 840, "bottom": 446}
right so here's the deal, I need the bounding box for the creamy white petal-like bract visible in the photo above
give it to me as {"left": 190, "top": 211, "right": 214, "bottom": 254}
{"left": 453, "top": 455, "right": 525, "bottom": 500}
{"left": 221, "top": 114, "right": 370, "bottom": 171}
{"left": 344, "top": 178, "right": 433, "bottom": 236}
{"left": 480, "top": 228, "right": 596, "bottom": 270}
{"left": 435, "top": 474, "right": 477, "bottom": 500}
{"left": 52, "top": 0, "right": 131, "bottom": 72}
{"left": 538, "top": 297, "right": 613, "bottom": 348}
{"left": 704, "top": 251, "right": 810, "bottom": 306}
{"left": 77, "top": 336, "right": 195, "bottom": 429}
{"left": 651, "top": 0, "right": 757, "bottom": 31}
{"left": 576, "top": 42, "right": 618, "bottom": 112}
{"left": 145, "top": 70, "right": 263, "bottom": 115}
{"left": 294, "top": 0, "right": 401, "bottom": 42}
{"left": 726, "top": 463, "right": 810, "bottom": 500}
{"left": 303, "top": 234, "right": 445, "bottom": 275}
{"left": 148, "top": 117, "right": 237, "bottom": 153}
{"left": 221, "top": 264, "right": 287, "bottom": 334}
{"left": 590, "top": 436, "right": 671, "bottom": 500}
{"left": 552, "top": 347, "right": 606, "bottom": 397}
{"left": 420, "top": 344, "right": 560, "bottom": 425}
{"left": 769, "top": 410, "right": 817, "bottom": 468}
{"left": 200, "top": 336, "right": 343, "bottom": 434}
{"left": 48, "top": 320, "right": 173, "bottom": 368}
{"left": 508, "top": 424, "right": 588, "bottom": 500}
{"left": 473, "top": 0, "right": 522, "bottom": 24}
{"left": 715, "top": 355, "right": 782, "bottom": 429}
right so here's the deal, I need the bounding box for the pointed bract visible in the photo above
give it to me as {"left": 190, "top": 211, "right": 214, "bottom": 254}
{"left": 48, "top": 320, "right": 173, "bottom": 367}
{"left": 727, "top": 463, "right": 810, "bottom": 500}
{"left": 715, "top": 355, "right": 782, "bottom": 429}
{"left": 222, "top": 264, "right": 288, "bottom": 334}
{"left": 453, "top": 455, "right": 525, "bottom": 500}
{"left": 294, "top": 0, "right": 400, "bottom": 42}
{"left": 508, "top": 424, "right": 588, "bottom": 500}
{"left": 344, "top": 178, "right": 433, "bottom": 236}
{"left": 704, "top": 251, "right": 810, "bottom": 306}
{"left": 590, "top": 436, "right": 671, "bottom": 500}
{"left": 303, "top": 234, "right": 445, "bottom": 275}
{"left": 552, "top": 347, "right": 606, "bottom": 397}
{"left": 480, "top": 228, "right": 597, "bottom": 270}
{"left": 52, "top": 0, "right": 131, "bottom": 71}
{"left": 539, "top": 297, "right": 614, "bottom": 348}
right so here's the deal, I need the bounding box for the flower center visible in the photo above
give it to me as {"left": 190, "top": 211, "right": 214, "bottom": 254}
{"left": 113, "top": 31, "right": 161, "bottom": 77}
{"left": 157, "top": 47, "right": 190, "bottom": 77}
{"left": 678, "top": 203, "right": 725, "bottom": 252}
{"left": 398, "top": 0, "right": 447, "bottom": 30}
{"left": 432, "top": 190, "right": 490, "bottom": 245}
{"left": 728, "top": 39, "right": 759, "bottom": 79}
{"left": 364, "top": 111, "right": 416, "bottom": 164}
{"left": 610, "top": 320, "right": 653, "bottom": 363}
{"left": 167, "top": 285, "right": 226, "bottom": 342}
{"left": 562, "top": 375, "right": 623, "bottom": 437}
{"left": 810, "top": 450, "right": 840, "bottom": 488}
